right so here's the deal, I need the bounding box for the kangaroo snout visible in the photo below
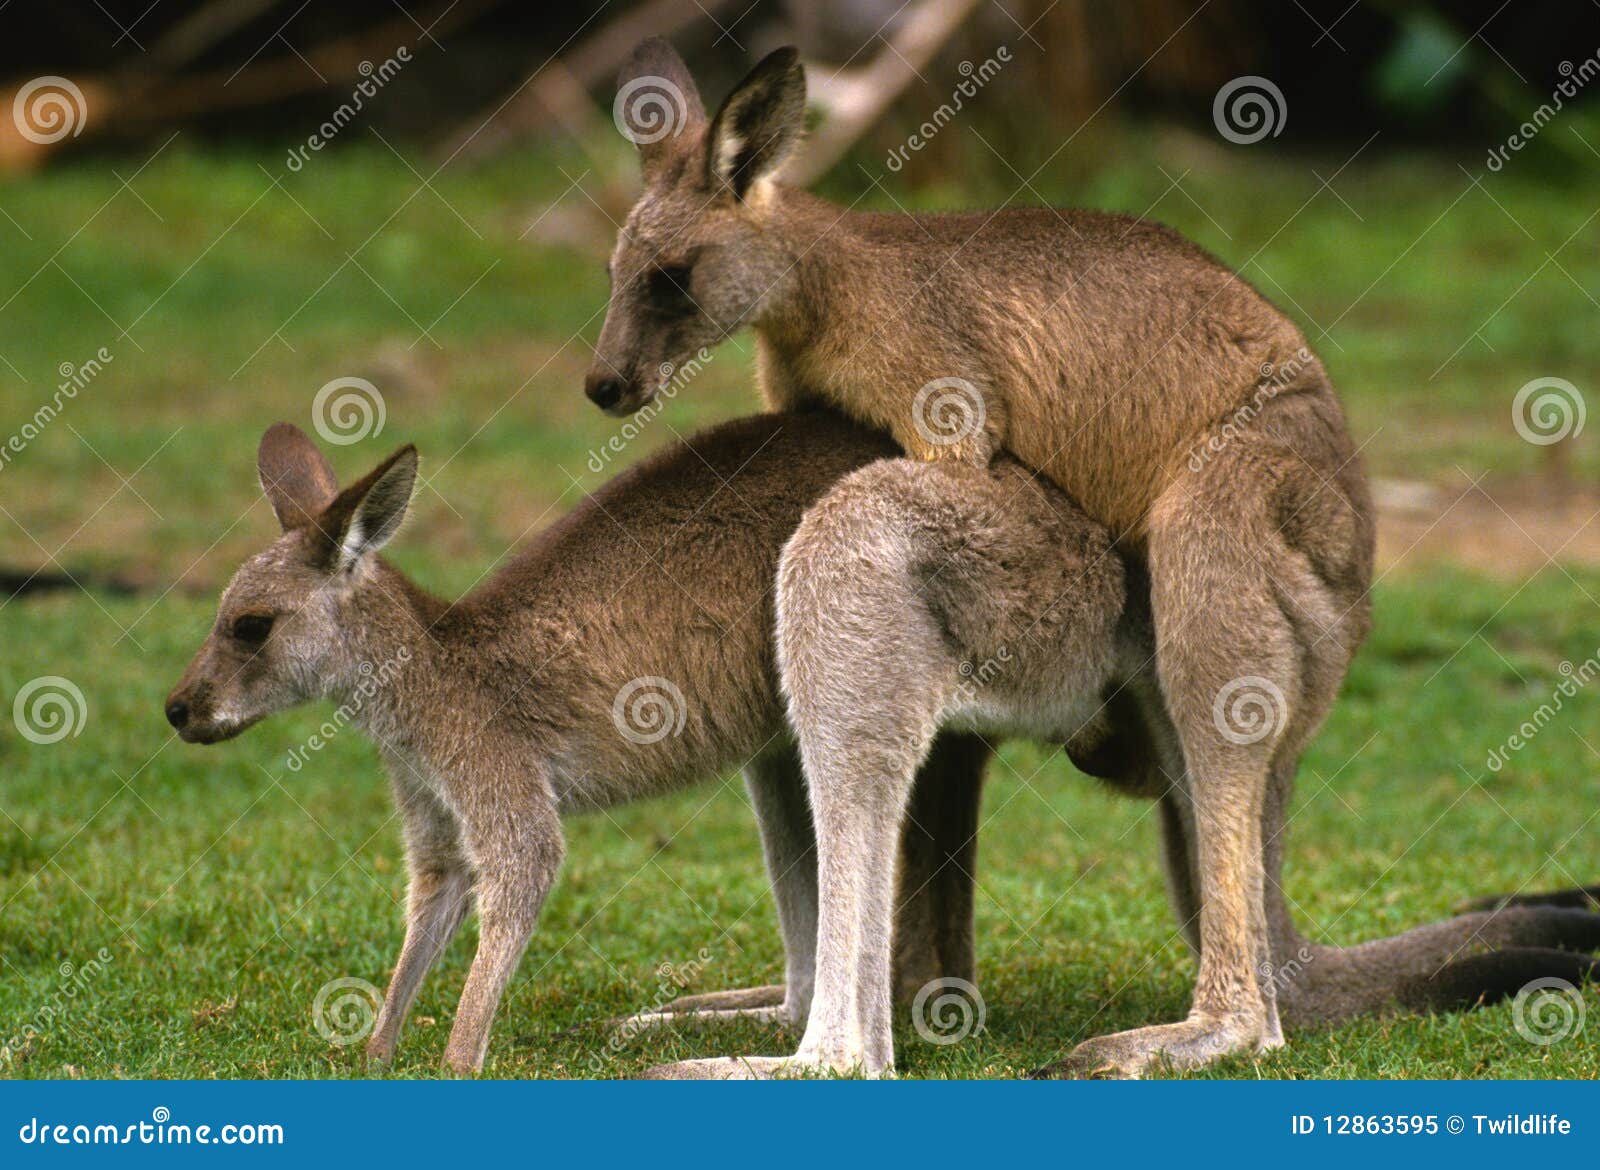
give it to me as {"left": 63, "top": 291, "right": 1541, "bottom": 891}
{"left": 583, "top": 370, "right": 632, "bottom": 414}
{"left": 164, "top": 696, "right": 190, "bottom": 730}
{"left": 163, "top": 683, "right": 226, "bottom": 743}
{"left": 163, "top": 684, "right": 214, "bottom": 743}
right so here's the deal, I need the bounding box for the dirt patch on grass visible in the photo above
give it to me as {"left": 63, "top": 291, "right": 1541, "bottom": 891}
{"left": 6, "top": 467, "right": 1593, "bottom": 602}
{"left": 1375, "top": 473, "right": 1600, "bottom": 576}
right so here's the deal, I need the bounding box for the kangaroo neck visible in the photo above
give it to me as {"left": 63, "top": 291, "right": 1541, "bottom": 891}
{"left": 754, "top": 187, "right": 879, "bottom": 354}
{"left": 328, "top": 561, "right": 448, "bottom": 723}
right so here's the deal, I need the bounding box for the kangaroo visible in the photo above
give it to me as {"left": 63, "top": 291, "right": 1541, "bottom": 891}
{"left": 163, "top": 413, "right": 1042, "bottom": 1072}
{"left": 588, "top": 38, "right": 1385, "bottom": 1076}
{"left": 167, "top": 419, "right": 1597, "bottom": 1078}
{"left": 643, "top": 455, "right": 1600, "bottom": 1079}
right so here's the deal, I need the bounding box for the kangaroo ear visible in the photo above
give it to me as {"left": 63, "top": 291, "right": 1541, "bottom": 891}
{"left": 706, "top": 46, "right": 806, "bottom": 200}
{"left": 312, "top": 444, "right": 418, "bottom": 573}
{"left": 258, "top": 422, "right": 339, "bottom": 532}
{"left": 617, "top": 37, "right": 706, "bottom": 180}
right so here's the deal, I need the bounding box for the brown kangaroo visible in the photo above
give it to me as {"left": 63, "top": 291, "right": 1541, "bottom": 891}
{"left": 587, "top": 40, "right": 1597, "bottom": 1077}
{"left": 167, "top": 416, "right": 1598, "bottom": 1077}
{"left": 647, "top": 453, "right": 1600, "bottom": 1079}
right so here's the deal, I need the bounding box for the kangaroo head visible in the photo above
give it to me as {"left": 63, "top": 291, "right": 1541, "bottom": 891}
{"left": 586, "top": 39, "right": 806, "bottom": 415}
{"left": 165, "top": 423, "right": 417, "bottom": 744}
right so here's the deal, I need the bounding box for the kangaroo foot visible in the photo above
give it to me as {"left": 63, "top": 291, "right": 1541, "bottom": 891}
{"left": 1033, "top": 1013, "right": 1276, "bottom": 1080}
{"left": 636, "top": 1054, "right": 850, "bottom": 1080}
{"left": 365, "top": 1034, "right": 397, "bottom": 1065}
{"left": 557, "top": 985, "right": 787, "bottom": 1039}
{"left": 610, "top": 984, "right": 796, "bottom": 1034}
{"left": 657, "top": 984, "right": 788, "bottom": 1013}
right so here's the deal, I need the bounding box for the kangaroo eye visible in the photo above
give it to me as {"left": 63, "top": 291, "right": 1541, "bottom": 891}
{"left": 647, "top": 265, "right": 694, "bottom": 309}
{"left": 231, "top": 614, "right": 275, "bottom": 644}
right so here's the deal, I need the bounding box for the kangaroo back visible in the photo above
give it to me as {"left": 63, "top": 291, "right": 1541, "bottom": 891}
{"left": 437, "top": 411, "right": 904, "bottom": 806}
{"left": 588, "top": 40, "right": 1325, "bottom": 540}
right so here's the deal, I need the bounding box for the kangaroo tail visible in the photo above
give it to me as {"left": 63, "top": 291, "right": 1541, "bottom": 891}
{"left": 1276, "top": 904, "right": 1600, "bottom": 1026}
{"left": 1399, "top": 948, "right": 1599, "bottom": 1013}
{"left": 1456, "top": 883, "right": 1600, "bottom": 914}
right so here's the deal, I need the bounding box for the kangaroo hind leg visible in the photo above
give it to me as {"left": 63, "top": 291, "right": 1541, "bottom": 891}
{"left": 623, "top": 730, "right": 992, "bottom": 1044}
{"left": 1040, "top": 431, "right": 1368, "bottom": 1079}
{"left": 893, "top": 731, "right": 990, "bottom": 1005}
{"left": 638, "top": 460, "right": 968, "bottom": 1079}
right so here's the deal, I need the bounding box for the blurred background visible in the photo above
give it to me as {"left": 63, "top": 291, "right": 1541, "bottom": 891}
{"left": 1, "top": 0, "right": 1596, "bottom": 593}
{"left": 2, "top": 1, "right": 1598, "bottom": 1079}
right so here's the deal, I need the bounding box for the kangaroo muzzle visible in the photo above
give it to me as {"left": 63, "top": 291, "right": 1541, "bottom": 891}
{"left": 583, "top": 370, "right": 630, "bottom": 413}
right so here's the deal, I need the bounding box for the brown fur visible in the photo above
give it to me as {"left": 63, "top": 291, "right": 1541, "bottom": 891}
{"left": 590, "top": 40, "right": 1591, "bottom": 1078}
{"left": 166, "top": 413, "right": 1006, "bottom": 1072}
{"left": 169, "top": 414, "right": 1598, "bottom": 1079}
{"left": 627, "top": 440, "right": 1600, "bottom": 1081}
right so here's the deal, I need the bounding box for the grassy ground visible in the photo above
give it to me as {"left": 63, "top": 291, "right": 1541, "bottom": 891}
{"left": 1, "top": 134, "right": 1597, "bottom": 1078}
{"left": 4, "top": 573, "right": 1599, "bottom": 1079}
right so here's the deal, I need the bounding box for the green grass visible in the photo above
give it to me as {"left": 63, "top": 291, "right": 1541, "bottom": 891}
{"left": 1, "top": 572, "right": 1599, "bottom": 1079}
{"left": 1, "top": 135, "right": 1597, "bottom": 1079}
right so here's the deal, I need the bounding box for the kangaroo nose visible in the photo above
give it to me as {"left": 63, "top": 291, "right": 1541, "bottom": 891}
{"left": 165, "top": 698, "right": 189, "bottom": 730}
{"left": 585, "top": 373, "right": 626, "bottom": 411}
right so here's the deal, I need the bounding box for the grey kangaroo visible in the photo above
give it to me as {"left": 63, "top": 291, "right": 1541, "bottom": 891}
{"left": 167, "top": 418, "right": 1597, "bottom": 1077}
{"left": 587, "top": 39, "right": 1599, "bottom": 1076}
{"left": 647, "top": 454, "right": 1600, "bottom": 1079}
{"left": 164, "top": 413, "right": 1018, "bottom": 1072}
